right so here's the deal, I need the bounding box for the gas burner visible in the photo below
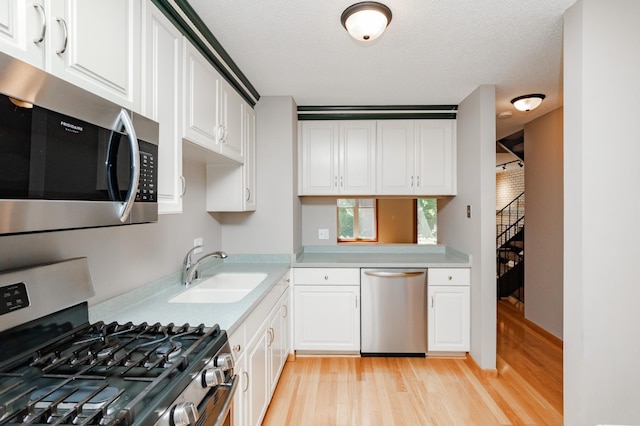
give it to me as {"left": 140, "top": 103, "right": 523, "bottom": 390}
{"left": 156, "top": 341, "right": 183, "bottom": 362}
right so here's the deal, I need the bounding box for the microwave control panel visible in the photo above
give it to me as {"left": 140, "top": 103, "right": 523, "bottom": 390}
{"left": 137, "top": 150, "right": 156, "bottom": 202}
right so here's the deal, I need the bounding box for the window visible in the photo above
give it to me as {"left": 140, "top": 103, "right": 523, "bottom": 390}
{"left": 417, "top": 198, "right": 437, "bottom": 244}
{"left": 337, "top": 199, "right": 377, "bottom": 242}
{"left": 336, "top": 198, "right": 437, "bottom": 244}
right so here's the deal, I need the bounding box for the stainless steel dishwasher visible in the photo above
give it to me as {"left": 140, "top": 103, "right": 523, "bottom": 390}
{"left": 361, "top": 268, "right": 427, "bottom": 356}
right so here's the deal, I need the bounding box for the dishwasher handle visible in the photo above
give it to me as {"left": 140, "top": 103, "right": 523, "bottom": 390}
{"left": 363, "top": 271, "right": 425, "bottom": 278}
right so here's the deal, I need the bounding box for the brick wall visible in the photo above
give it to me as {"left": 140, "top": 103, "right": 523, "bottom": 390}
{"left": 496, "top": 168, "right": 524, "bottom": 211}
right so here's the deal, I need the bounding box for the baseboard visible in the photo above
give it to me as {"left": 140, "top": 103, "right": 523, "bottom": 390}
{"left": 467, "top": 353, "right": 499, "bottom": 377}
{"left": 524, "top": 318, "right": 564, "bottom": 349}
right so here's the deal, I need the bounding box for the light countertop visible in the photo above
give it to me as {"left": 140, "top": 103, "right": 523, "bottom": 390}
{"left": 89, "top": 246, "right": 470, "bottom": 335}
{"left": 293, "top": 245, "right": 471, "bottom": 268}
{"left": 89, "top": 255, "right": 291, "bottom": 335}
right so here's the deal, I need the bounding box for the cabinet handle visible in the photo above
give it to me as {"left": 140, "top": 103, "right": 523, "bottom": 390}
{"left": 281, "top": 304, "right": 288, "bottom": 318}
{"left": 56, "top": 17, "right": 68, "bottom": 54}
{"left": 223, "top": 126, "right": 229, "bottom": 143}
{"left": 411, "top": 176, "right": 414, "bottom": 187}
{"left": 448, "top": 276, "right": 453, "bottom": 281}
{"left": 242, "top": 371, "right": 249, "bottom": 393}
{"left": 180, "top": 175, "right": 186, "bottom": 197}
{"left": 334, "top": 176, "right": 338, "bottom": 188}
{"left": 324, "top": 275, "right": 328, "bottom": 280}
{"left": 431, "top": 296, "right": 434, "bottom": 308}
{"left": 340, "top": 176, "right": 343, "bottom": 187}
{"left": 417, "top": 175, "right": 420, "bottom": 187}
{"left": 233, "top": 344, "right": 241, "bottom": 353}
{"left": 245, "top": 187, "right": 250, "bottom": 201}
{"left": 355, "top": 295, "right": 358, "bottom": 309}
{"left": 33, "top": 4, "right": 46, "bottom": 44}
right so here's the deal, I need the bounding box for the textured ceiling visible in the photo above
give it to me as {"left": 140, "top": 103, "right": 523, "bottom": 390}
{"left": 187, "top": 0, "right": 576, "bottom": 139}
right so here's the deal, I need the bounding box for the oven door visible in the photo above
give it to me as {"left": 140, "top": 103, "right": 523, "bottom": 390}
{"left": 197, "top": 374, "right": 238, "bottom": 426}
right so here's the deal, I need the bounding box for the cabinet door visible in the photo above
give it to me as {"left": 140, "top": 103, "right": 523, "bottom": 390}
{"left": 231, "top": 352, "right": 247, "bottom": 426}
{"left": 415, "top": 120, "right": 456, "bottom": 195}
{"left": 142, "top": 3, "right": 182, "bottom": 214}
{"left": 427, "top": 285, "right": 470, "bottom": 352}
{"left": 244, "top": 105, "right": 257, "bottom": 211}
{"left": 299, "top": 121, "right": 339, "bottom": 195}
{"left": 247, "top": 329, "right": 268, "bottom": 426}
{"left": 48, "top": 0, "right": 140, "bottom": 110}
{"left": 219, "top": 80, "right": 244, "bottom": 163}
{"left": 205, "top": 105, "right": 255, "bottom": 212}
{"left": 183, "top": 40, "right": 222, "bottom": 151}
{"left": 0, "top": 0, "right": 45, "bottom": 67}
{"left": 268, "top": 302, "right": 283, "bottom": 396}
{"left": 339, "top": 121, "right": 376, "bottom": 195}
{"left": 376, "top": 120, "right": 415, "bottom": 195}
{"left": 294, "top": 285, "right": 360, "bottom": 352}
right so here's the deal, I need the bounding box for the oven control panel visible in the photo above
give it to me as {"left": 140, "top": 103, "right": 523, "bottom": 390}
{"left": 0, "top": 282, "right": 30, "bottom": 315}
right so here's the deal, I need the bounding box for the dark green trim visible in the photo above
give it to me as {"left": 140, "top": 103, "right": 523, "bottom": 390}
{"left": 298, "top": 105, "right": 458, "bottom": 112}
{"left": 298, "top": 112, "right": 457, "bottom": 120}
{"left": 297, "top": 105, "right": 458, "bottom": 120}
{"left": 151, "top": 0, "right": 260, "bottom": 107}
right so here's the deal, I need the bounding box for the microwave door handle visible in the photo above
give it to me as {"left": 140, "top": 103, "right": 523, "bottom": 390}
{"left": 114, "top": 109, "right": 139, "bottom": 223}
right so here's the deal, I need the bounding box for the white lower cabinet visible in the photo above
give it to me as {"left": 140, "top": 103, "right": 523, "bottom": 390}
{"left": 427, "top": 268, "right": 470, "bottom": 353}
{"left": 293, "top": 268, "right": 360, "bottom": 353}
{"left": 231, "top": 272, "right": 291, "bottom": 426}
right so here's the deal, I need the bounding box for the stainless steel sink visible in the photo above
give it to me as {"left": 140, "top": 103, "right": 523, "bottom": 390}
{"left": 169, "top": 272, "right": 267, "bottom": 304}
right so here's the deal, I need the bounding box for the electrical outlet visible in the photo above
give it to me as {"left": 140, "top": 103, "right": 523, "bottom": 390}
{"left": 318, "top": 229, "right": 329, "bottom": 240}
{"left": 194, "top": 237, "right": 203, "bottom": 254}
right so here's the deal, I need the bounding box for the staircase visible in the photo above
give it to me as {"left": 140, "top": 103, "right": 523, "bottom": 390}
{"left": 497, "top": 192, "right": 525, "bottom": 301}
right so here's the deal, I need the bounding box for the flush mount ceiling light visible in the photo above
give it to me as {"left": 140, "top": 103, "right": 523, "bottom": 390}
{"left": 341, "top": 2, "right": 392, "bottom": 42}
{"left": 511, "top": 94, "right": 546, "bottom": 112}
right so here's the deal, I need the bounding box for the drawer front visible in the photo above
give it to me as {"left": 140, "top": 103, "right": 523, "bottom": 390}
{"left": 428, "top": 268, "right": 470, "bottom": 286}
{"left": 228, "top": 325, "right": 245, "bottom": 360}
{"left": 293, "top": 268, "right": 360, "bottom": 286}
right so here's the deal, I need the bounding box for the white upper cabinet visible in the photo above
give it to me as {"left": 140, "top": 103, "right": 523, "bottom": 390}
{"left": 299, "top": 121, "right": 376, "bottom": 195}
{"left": 376, "top": 120, "right": 415, "bottom": 195}
{"left": 218, "top": 79, "right": 244, "bottom": 163}
{"left": 415, "top": 120, "right": 456, "bottom": 195}
{"left": 0, "top": 0, "right": 141, "bottom": 110}
{"left": 182, "top": 39, "right": 245, "bottom": 164}
{"left": 183, "top": 40, "right": 221, "bottom": 151}
{"left": 206, "top": 104, "right": 257, "bottom": 212}
{"left": 142, "top": 2, "right": 182, "bottom": 214}
{"left": 377, "top": 119, "right": 456, "bottom": 196}
{"left": 0, "top": 0, "right": 46, "bottom": 66}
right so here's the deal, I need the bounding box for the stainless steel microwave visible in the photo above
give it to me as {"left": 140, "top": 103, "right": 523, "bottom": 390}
{"left": 0, "top": 53, "right": 158, "bottom": 235}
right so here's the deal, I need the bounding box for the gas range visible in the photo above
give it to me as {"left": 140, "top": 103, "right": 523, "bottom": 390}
{"left": 0, "top": 258, "right": 236, "bottom": 426}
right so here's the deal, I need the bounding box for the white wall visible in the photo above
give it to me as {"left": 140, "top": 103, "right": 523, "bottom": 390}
{"left": 524, "top": 108, "right": 563, "bottom": 339}
{"left": 0, "top": 152, "right": 222, "bottom": 305}
{"left": 439, "top": 85, "right": 496, "bottom": 370}
{"left": 218, "top": 96, "right": 302, "bottom": 255}
{"left": 564, "top": 1, "right": 640, "bottom": 423}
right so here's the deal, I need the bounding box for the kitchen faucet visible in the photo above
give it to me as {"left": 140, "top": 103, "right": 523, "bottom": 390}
{"left": 182, "top": 245, "right": 228, "bottom": 285}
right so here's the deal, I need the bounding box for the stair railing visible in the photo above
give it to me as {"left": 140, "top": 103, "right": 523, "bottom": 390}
{"left": 496, "top": 191, "right": 525, "bottom": 301}
{"left": 497, "top": 191, "right": 525, "bottom": 248}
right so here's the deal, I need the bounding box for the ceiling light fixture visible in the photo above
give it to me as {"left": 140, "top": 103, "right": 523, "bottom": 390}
{"left": 510, "top": 94, "right": 546, "bottom": 112}
{"left": 341, "top": 2, "right": 392, "bottom": 42}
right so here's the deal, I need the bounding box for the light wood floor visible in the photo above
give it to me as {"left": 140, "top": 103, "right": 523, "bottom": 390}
{"left": 263, "top": 300, "right": 563, "bottom": 425}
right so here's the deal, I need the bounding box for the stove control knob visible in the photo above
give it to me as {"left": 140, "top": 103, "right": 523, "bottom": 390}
{"left": 215, "top": 353, "right": 234, "bottom": 371}
{"left": 172, "top": 402, "right": 199, "bottom": 426}
{"left": 202, "top": 367, "right": 226, "bottom": 387}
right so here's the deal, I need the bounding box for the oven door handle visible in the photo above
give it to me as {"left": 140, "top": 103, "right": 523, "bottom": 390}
{"left": 213, "top": 374, "right": 239, "bottom": 426}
